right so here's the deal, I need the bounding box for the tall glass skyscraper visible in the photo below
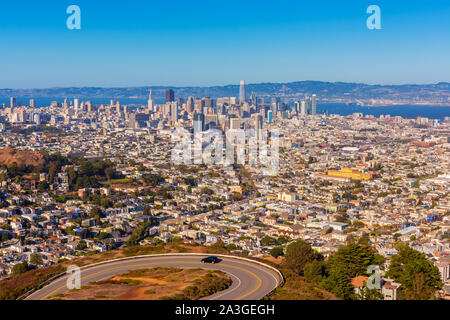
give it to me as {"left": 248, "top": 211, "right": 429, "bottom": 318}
{"left": 239, "top": 80, "right": 246, "bottom": 104}
{"left": 311, "top": 94, "right": 317, "bottom": 115}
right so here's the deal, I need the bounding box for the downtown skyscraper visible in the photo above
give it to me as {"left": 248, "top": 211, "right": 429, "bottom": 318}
{"left": 148, "top": 89, "right": 154, "bottom": 111}
{"left": 166, "top": 89, "right": 175, "bottom": 103}
{"left": 311, "top": 94, "right": 317, "bottom": 115}
{"left": 239, "top": 80, "right": 246, "bottom": 104}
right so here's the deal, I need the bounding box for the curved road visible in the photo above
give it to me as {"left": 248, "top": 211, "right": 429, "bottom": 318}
{"left": 25, "top": 255, "right": 281, "bottom": 300}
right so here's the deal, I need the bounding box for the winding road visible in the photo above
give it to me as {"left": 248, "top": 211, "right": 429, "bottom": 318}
{"left": 25, "top": 254, "right": 282, "bottom": 300}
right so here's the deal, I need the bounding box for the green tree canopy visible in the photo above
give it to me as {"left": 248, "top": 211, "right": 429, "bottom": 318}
{"left": 284, "top": 240, "right": 321, "bottom": 274}
{"left": 270, "top": 246, "right": 284, "bottom": 258}
{"left": 386, "top": 244, "right": 442, "bottom": 300}
{"left": 30, "top": 254, "right": 43, "bottom": 265}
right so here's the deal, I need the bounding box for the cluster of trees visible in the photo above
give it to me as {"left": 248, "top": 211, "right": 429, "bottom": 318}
{"left": 143, "top": 173, "right": 165, "bottom": 187}
{"left": 2, "top": 151, "right": 122, "bottom": 192}
{"left": 282, "top": 240, "right": 442, "bottom": 300}
{"left": 66, "top": 159, "right": 119, "bottom": 191}
{"left": 386, "top": 244, "right": 442, "bottom": 300}
{"left": 261, "top": 235, "right": 291, "bottom": 247}
{"left": 125, "top": 221, "right": 157, "bottom": 246}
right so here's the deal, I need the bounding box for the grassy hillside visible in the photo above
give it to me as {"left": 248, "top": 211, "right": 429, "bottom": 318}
{"left": 0, "top": 242, "right": 336, "bottom": 300}
{"left": 0, "top": 147, "right": 44, "bottom": 168}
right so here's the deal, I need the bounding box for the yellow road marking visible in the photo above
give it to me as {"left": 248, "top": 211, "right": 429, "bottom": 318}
{"left": 40, "top": 260, "right": 262, "bottom": 300}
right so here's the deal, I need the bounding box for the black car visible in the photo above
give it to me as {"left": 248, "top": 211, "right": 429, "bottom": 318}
{"left": 201, "top": 256, "right": 220, "bottom": 264}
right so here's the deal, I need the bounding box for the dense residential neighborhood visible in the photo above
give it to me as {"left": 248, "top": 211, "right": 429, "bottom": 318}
{"left": 0, "top": 91, "right": 449, "bottom": 300}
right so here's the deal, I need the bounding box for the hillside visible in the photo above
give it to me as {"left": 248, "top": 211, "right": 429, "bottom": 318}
{"left": 48, "top": 267, "right": 231, "bottom": 300}
{"left": 0, "top": 147, "right": 44, "bottom": 168}
{"left": 0, "top": 242, "right": 336, "bottom": 300}
{"left": 1, "top": 81, "right": 449, "bottom": 105}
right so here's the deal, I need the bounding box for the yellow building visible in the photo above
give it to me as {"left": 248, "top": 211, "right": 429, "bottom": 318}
{"left": 326, "top": 168, "right": 373, "bottom": 181}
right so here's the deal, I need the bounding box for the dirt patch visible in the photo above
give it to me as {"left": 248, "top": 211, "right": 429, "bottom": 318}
{"left": 49, "top": 267, "right": 231, "bottom": 300}
{"left": 0, "top": 147, "right": 44, "bottom": 168}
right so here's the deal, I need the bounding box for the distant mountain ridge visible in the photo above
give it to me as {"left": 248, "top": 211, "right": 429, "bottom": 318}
{"left": 1, "top": 81, "right": 449, "bottom": 105}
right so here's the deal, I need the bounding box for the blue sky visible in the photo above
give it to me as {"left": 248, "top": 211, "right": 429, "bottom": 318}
{"left": 0, "top": 0, "right": 449, "bottom": 88}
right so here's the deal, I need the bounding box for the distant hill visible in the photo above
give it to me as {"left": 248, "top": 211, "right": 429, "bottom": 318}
{"left": 0, "top": 147, "right": 44, "bottom": 168}
{"left": 1, "top": 81, "right": 449, "bottom": 105}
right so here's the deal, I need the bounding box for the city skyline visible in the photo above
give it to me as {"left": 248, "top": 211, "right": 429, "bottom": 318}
{"left": 1, "top": 1, "right": 450, "bottom": 88}
{"left": 0, "top": 0, "right": 449, "bottom": 306}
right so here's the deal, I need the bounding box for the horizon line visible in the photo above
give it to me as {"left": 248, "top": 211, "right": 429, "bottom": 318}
{"left": 1, "top": 80, "right": 449, "bottom": 91}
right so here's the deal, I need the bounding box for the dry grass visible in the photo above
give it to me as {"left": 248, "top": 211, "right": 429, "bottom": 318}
{"left": 48, "top": 267, "right": 231, "bottom": 300}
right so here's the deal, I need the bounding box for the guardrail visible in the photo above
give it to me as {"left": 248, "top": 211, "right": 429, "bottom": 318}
{"left": 18, "top": 253, "right": 284, "bottom": 300}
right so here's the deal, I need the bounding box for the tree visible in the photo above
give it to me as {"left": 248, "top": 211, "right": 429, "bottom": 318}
{"left": 277, "top": 235, "right": 291, "bottom": 244}
{"left": 260, "top": 236, "right": 278, "bottom": 246}
{"left": 304, "top": 260, "right": 326, "bottom": 283}
{"left": 126, "top": 222, "right": 153, "bottom": 246}
{"left": 210, "top": 239, "right": 225, "bottom": 250}
{"left": 97, "top": 232, "right": 109, "bottom": 240}
{"left": 270, "top": 246, "right": 284, "bottom": 258}
{"left": 76, "top": 240, "right": 87, "bottom": 250}
{"left": 284, "top": 240, "right": 320, "bottom": 274}
{"left": 170, "top": 236, "right": 181, "bottom": 243}
{"left": 357, "top": 233, "right": 371, "bottom": 245}
{"left": 12, "top": 261, "right": 29, "bottom": 275}
{"left": 320, "top": 243, "right": 383, "bottom": 300}
{"left": 89, "top": 206, "right": 104, "bottom": 224}
{"left": 200, "top": 187, "right": 213, "bottom": 195}
{"left": 30, "top": 254, "right": 43, "bottom": 265}
{"left": 1, "top": 232, "right": 9, "bottom": 242}
{"left": 143, "top": 207, "right": 152, "bottom": 216}
{"left": 356, "top": 286, "right": 384, "bottom": 300}
{"left": 386, "top": 244, "right": 442, "bottom": 300}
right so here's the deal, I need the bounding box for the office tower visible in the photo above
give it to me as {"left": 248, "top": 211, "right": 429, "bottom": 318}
{"left": 148, "top": 89, "right": 154, "bottom": 111}
{"left": 255, "top": 114, "right": 263, "bottom": 140}
{"left": 203, "top": 97, "right": 213, "bottom": 109}
{"left": 17, "top": 109, "right": 26, "bottom": 122}
{"left": 239, "top": 80, "right": 246, "bottom": 104}
{"left": 205, "top": 114, "right": 218, "bottom": 130}
{"left": 116, "top": 101, "right": 121, "bottom": 114}
{"left": 194, "top": 99, "right": 205, "bottom": 113}
{"left": 186, "top": 96, "right": 195, "bottom": 113}
{"left": 300, "top": 101, "right": 307, "bottom": 116}
{"left": 130, "top": 113, "right": 150, "bottom": 129}
{"left": 165, "top": 89, "right": 175, "bottom": 103}
{"left": 177, "top": 97, "right": 184, "bottom": 107}
{"left": 29, "top": 99, "right": 36, "bottom": 108}
{"left": 33, "top": 114, "right": 41, "bottom": 125}
{"left": 193, "top": 112, "right": 205, "bottom": 132}
{"left": 267, "top": 110, "right": 273, "bottom": 124}
{"left": 74, "top": 99, "right": 80, "bottom": 111}
{"left": 250, "top": 92, "right": 257, "bottom": 106}
{"left": 10, "top": 97, "right": 16, "bottom": 108}
{"left": 243, "top": 102, "right": 251, "bottom": 117}
{"left": 271, "top": 102, "right": 278, "bottom": 115}
{"left": 86, "top": 101, "right": 92, "bottom": 113}
{"left": 230, "top": 117, "right": 241, "bottom": 130}
{"left": 311, "top": 94, "right": 317, "bottom": 115}
{"left": 170, "top": 102, "right": 178, "bottom": 123}
{"left": 294, "top": 101, "right": 300, "bottom": 115}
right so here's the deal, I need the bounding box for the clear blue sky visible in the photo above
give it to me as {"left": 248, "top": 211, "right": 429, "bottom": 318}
{"left": 1, "top": 0, "right": 449, "bottom": 88}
